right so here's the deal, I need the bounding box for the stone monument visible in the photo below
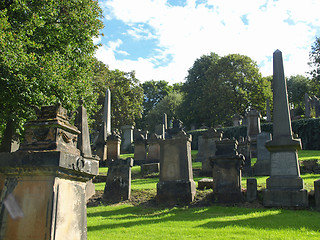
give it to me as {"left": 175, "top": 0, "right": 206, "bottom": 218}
{"left": 305, "top": 93, "right": 310, "bottom": 118}
{"left": 266, "top": 99, "right": 271, "bottom": 122}
{"left": 120, "top": 125, "right": 134, "bottom": 153}
{"left": 263, "top": 50, "right": 308, "bottom": 207}
{"left": 134, "top": 130, "right": 147, "bottom": 166}
{"left": 253, "top": 132, "right": 272, "bottom": 176}
{"left": 157, "top": 122, "right": 196, "bottom": 204}
{"left": 210, "top": 139, "right": 244, "bottom": 203}
{"left": 103, "top": 158, "right": 133, "bottom": 203}
{"left": 246, "top": 109, "right": 261, "bottom": 158}
{"left": 195, "top": 128, "right": 222, "bottom": 175}
{"left": 107, "top": 130, "right": 121, "bottom": 160}
{"left": 0, "top": 104, "right": 99, "bottom": 240}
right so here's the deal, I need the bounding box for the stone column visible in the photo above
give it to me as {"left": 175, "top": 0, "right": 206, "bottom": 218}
{"left": 246, "top": 109, "right": 261, "bottom": 158}
{"left": 107, "top": 131, "right": 121, "bottom": 161}
{"left": 146, "top": 133, "right": 161, "bottom": 164}
{"left": 0, "top": 105, "right": 99, "bottom": 240}
{"left": 133, "top": 132, "right": 147, "bottom": 166}
{"left": 253, "top": 132, "right": 272, "bottom": 176}
{"left": 120, "top": 125, "right": 134, "bottom": 153}
{"left": 263, "top": 50, "right": 308, "bottom": 207}
{"left": 210, "top": 139, "right": 244, "bottom": 203}
{"left": 157, "top": 131, "right": 196, "bottom": 204}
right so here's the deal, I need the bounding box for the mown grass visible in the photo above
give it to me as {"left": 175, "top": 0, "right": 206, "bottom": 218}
{"left": 87, "top": 204, "right": 320, "bottom": 240}
{"left": 89, "top": 150, "right": 320, "bottom": 240}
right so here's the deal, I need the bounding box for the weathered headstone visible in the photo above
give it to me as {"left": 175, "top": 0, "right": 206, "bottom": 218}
{"left": 198, "top": 178, "right": 213, "bottom": 190}
{"left": 246, "top": 178, "right": 257, "bottom": 202}
{"left": 121, "top": 125, "right": 134, "bottom": 153}
{"left": 141, "top": 163, "right": 159, "bottom": 176}
{"left": 210, "top": 139, "right": 244, "bottom": 203}
{"left": 155, "top": 124, "right": 165, "bottom": 139}
{"left": 315, "top": 180, "right": 320, "bottom": 211}
{"left": 103, "top": 158, "right": 133, "bottom": 202}
{"left": 232, "top": 114, "right": 242, "bottom": 126}
{"left": 157, "top": 129, "right": 196, "bottom": 204}
{"left": 254, "top": 132, "right": 272, "bottom": 176}
{"left": 134, "top": 130, "right": 147, "bottom": 165}
{"left": 238, "top": 136, "right": 252, "bottom": 176}
{"left": 0, "top": 104, "right": 99, "bottom": 240}
{"left": 195, "top": 128, "right": 222, "bottom": 175}
{"left": 163, "top": 113, "right": 168, "bottom": 131}
{"left": 305, "top": 93, "right": 310, "bottom": 118}
{"left": 246, "top": 109, "right": 261, "bottom": 158}
{"left": 146, "top": 133, "right": 161, "bottom": 163}
{"left": 107, "top": 130, "right": 121, "bottom": 160}
{"left": 263, "top": 50, "right": 308, "bottom": 207}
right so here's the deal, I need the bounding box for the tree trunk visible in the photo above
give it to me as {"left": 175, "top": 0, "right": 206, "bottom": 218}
{"left": 0, "top": 119, "right": 14, "bottom": 152}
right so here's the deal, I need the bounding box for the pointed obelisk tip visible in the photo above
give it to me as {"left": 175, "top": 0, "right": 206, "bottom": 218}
{"left": 274, "top": 49, "right": 282, "bottom": 55}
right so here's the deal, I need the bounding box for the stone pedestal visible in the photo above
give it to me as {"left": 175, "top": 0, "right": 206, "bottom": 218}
{"left": 157, "top": 131, "right": 196, "bottom": 204}
{"left": 254, "top": 132, "right": 272, "bottom": 176}
{"left": 246, "top": 178, "right": 257, "bottom": 202}
{"left": 146, "top": 134, "right": 161, "bottom": 164}
{"left": 0, "top": 105, "right": 98, "bottom": 240}
{"left": 246, "top": 109, "right": 261, "bottom": 158}
{"left": 196, "top": 128, "right": 222, "bottom": 175}
{"left": 210, "top": 139, "right": 244, "bottom": 203}
{"left": 263, "top": 50, "right": 308, "bottom": 208}
{"left": 121, "top": 125, "right": 134, "bottom": 153}
{"left": 107, "top": 133, "right": 121, "bottom": 160}
{"left": 103, "top": 158, "right": 133, "bottom": 203}
{"left": 141, "top": 163, "right": 159, "bottom": 176}
{"left": 134, "top": 140, "right": 147, "bottom": 166}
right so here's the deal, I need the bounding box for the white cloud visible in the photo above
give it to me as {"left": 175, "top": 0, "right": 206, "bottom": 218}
{"left": 97, "top": 0, "right": 320, "bottom": 83}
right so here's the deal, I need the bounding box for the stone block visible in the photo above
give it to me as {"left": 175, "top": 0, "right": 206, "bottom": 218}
{"left": 246, "top": 178, "right": 257, "bottom": 202}
{"left": 141, "top": 163, "right": 159, "bottom": 176}
{"left": 198, "top": 178, "right": 213, "bottom": 190}
{"left": 263, "top": 188, "right": 308, "bottom": 207}
{"left": 254, "top": 132, "right": 271, "bottom": 176}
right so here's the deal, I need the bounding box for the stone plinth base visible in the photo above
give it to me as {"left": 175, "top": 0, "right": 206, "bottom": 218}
{"left": 263, "top": 188, "right": 308, "bottom": 207}
{"left": 156, "top": 180, "right": 196, "bottom": 204}
{"left": 141, "top": 163, "right": 159, "bottom": 176}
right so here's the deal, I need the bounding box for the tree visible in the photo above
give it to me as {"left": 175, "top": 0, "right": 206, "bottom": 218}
{"left": 92, "top": 60, "right": 144, "bottom": 131}
{"left": 287, "top": 75, "right": 312, "bottom": 115}
{"left": 309, "top": 37, "right": 320, "bottom": 95}
{"left": 145, "top": 92, "right": 183, "bottom": 131}
{"left": 0, "top": 0, "right": 103, "bottom": 150}
{"left": 181, "top": 53, "right": 272, "bottom": 128}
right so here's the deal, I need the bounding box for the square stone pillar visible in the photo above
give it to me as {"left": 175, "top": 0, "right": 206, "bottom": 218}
{"left": 146, "top": 133, "right": 161, "bottom": 164}
{"left": 246, "top": 109, "right": 261, "bottom": 158}
{"left": 0, "top": 105, "right": 98, "bottom": 240}
{"left": 120, "top": 125, "right": 134, "bottom": 153}
{"left": 254, "top": 132, "right": 272, "bottom": 176}
{"left": 210, "top": 139, "right": 244, "bottom": 203}
{"left": 107, "top": 132, "right": 121, "bottom": 161}
{"left": 157, "top": 131, "right": 196, "bottom": 204}
{"left": 134, "top": 132, "right": 147, "bottom": 166}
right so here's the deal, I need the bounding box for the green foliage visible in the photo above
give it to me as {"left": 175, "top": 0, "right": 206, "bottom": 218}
{"left": 181, "top": 53, "right": 272, "bottom": 128}
{"left": 144, "top": 91, "right": 183, "bottom": 131}
{"left": 92, "top": 60, "right": 144, "bottom": 131}
{"left": 287, "top": 75, "right": 312, "bottom": 115}
{"left": 0, "top": 0, "right": 103, "bottom": 143}
{"left": 310, "top": 37, "right": 320, "bottom": 95}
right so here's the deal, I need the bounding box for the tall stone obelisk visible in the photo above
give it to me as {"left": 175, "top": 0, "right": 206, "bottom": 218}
{"left": 263, "top": 50, "right": 308, "bottom": 207}
{"left": 95, "top": 89, "right": 111, "bottom": 163}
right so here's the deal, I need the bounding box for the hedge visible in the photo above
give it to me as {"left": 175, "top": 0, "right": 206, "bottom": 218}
{"left": 188, "top": 118, "right": 320, "bottom": 150}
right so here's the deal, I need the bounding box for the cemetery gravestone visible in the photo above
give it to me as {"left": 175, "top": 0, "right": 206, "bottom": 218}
{"left": 246, "top": 109, "right": 261, "bottom": 158}
{"left": 157, "top": 126, "right": 196, "bottom": 204}
{"left": 134, "top": 130, "right": 147, "bottom": 166}
{"left": 103, "top": 158, "right": 133, "bottom": 203}
{"left": 263, "top": 50, "right": 308, "bottom": 207}
{"left": 254, "top": 132, "right": 272, "bottom": 176}
{"left": 315, "top": 180, "right": 320, "bottom": 211}
{"left": 121, "top": 125, "right": 134, "bottom": 153}
{"left": 0, "top": 104, "right": 99, "bottom": 240}
{"left": 210, "top": 139, "right": 244, "bottom": 203}
{"left": 107, "top": 130, "right": 121, "bottom": 161}
{"left": 305, "top": 93, "right": 310, "bottom": 118}
{"left": 246, "top": 178, "right": 257, "bottom": 202}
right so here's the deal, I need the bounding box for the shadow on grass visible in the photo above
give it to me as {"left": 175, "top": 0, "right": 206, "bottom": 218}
{"left": 87, "top": 204, "right": 320, "bottom": 233}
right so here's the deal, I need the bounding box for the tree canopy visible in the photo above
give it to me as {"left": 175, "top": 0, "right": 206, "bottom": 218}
{"left": 92, "top": 60, "right": 144, "bottom": 132}
{"left": 181, "top": 53, "right": 272, "bottom": 128}
{"left": 0, "top": 0, "right": 103, "bottom": 150}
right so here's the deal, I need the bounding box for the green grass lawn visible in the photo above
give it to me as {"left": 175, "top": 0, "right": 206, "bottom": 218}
{"left": 87, "top": 204, "right": 320, "bottom": 240}
{"left": 89, "top": 149, "right": 320, "bottom": 240}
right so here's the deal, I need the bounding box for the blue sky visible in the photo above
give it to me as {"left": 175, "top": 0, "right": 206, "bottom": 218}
{"left": 95, "top": 0, "right": 320, "bottom": 84}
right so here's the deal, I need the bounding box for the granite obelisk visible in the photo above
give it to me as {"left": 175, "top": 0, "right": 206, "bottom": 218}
{"left": 263, "top": 50, "right": 308, "bottom": 207}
